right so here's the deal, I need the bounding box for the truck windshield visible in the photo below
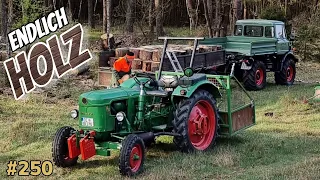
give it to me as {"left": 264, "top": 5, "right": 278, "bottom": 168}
{"left": 244, "top": 26, "right": 263, "bottom": 37}
{"left": 234, "top": 25, "right": 243, "bottom": 36}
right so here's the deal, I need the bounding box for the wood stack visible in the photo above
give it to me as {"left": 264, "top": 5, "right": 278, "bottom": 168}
{"left": 98, "top": 44, "right": 221, "bottom": 87}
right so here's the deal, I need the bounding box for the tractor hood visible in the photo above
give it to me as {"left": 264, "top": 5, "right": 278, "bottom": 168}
{"left": 79, "top": 87, "right": 140, "bottom": 106}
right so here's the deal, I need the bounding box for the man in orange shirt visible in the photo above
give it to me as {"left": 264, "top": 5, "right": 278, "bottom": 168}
{"left": 113, "top": 51, "right": 135, "bottom": 85}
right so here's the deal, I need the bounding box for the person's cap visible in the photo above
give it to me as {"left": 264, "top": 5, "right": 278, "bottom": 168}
{"left": 126, "top": 51, "right": 135, "bottom": 59}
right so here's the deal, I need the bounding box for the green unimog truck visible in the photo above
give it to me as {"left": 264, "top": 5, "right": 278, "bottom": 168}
{"left": 200, "top": 19, "right": 298, "bottom": 90}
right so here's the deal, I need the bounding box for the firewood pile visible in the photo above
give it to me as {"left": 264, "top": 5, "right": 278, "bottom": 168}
{"left": 100, "top": 44, "right": 221, "bottom": 72}
{"left": 97, "top": 44, "right": 221, "bottom": 87}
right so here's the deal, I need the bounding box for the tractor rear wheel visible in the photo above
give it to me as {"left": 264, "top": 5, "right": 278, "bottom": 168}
{"left": 119, "top": 134, "right": 145, "bottom": 176}
{"left": 173, "top": 90, "right": 218, "bottom": 153}
{"left": 275, "top": 58, "right": 296, "bottom": 85}
{"left": 243, "top": 61, "right": 266, "bottom": 90}
{"left": 52, "top": 126, "right": 78, "bottom": 167}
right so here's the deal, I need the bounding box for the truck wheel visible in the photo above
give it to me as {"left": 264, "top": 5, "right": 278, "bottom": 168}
{"left": 275, "top": 58, "right": 296, "bottom": 85}
{"left": 243, "top": 61, "right": 266, "bottom": 90}
{"left": 119, "top": 134, "right": 145, "bottom": 176}
{"left": 173, "top": 90, "right": 218, "bottom": 153}
{"left": 52, "top": 126, "right": 78, "bottom": 167}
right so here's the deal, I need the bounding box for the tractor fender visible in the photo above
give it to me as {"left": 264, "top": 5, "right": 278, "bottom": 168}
{"left": 280, "top": 51, "right": 298, "bottom": 69}
{"left": 171, "top": 80, "right": 221, "bottom": 105}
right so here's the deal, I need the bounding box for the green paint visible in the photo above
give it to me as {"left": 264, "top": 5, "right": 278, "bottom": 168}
{"left": 199, "top": 19, "right": 291, "bottom": 56}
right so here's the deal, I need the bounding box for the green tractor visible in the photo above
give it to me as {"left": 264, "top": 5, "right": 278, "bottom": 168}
{"left": 52, "top": 37, "right": 256, "bottom": 176}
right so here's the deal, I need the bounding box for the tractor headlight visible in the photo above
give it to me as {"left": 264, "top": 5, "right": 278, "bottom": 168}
{"left": 116, "top": 112, "right": 125, "bottom": 121}
{"left": 71, "top": 109, "right": 79, "bottom": 119}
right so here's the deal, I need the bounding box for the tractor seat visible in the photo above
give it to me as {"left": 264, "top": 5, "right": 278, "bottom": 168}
{"left": 145, "top": 90, "right": 168, "bottom": 97}
{"left": 178, "top": 73, "right": 207, "bottom": 86}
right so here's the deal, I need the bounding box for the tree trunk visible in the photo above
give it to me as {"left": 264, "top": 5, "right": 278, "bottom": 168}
{"left": 207, "top": 0, "right": 214, "bottom": 36}
{"left": 220, "top": 2, "right": 230, "bottom": 37}
{"left": 78, "top": 0, "right": 83, "bottom": 21}
{"left": 103, "top": 0, "right": 107, "bottom": 33}
{"left": 215, "top": 0, "right": 221, "bottom": 37}
{"left": 155, "top": 0, "right": 164, "bottom": 36}
{"left": 125, "top": 0, "right": 134, "bottom": 33}
{"left": 186, "top": 0, "right": 197, "bottom": 32}
{"left": 68, "top": 0, "right": 72, "bottom": 20}
{"left": 243, "top": 0, "right": 247, "bottom": 19}
{"left": 1, "top": 0, "right": 8, "bottom": 40}
{"left": 88, "top": 0, "right": 94, "bottom": 28}
{"left": 203, "top": 0, "right": 213, "bottom": 37}
{"left": 106, "top": 0, "right": 111, "bottom": 34}
{"left": 148, "top": 0, "right": 155, "bottom": 35}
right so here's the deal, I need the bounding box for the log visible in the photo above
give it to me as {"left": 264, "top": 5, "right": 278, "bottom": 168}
{"left": 152, "top": 49, "right": 162, "bottom": 62}
{"left": 139, "top": 49, "right": 153, "bottom": 61}
{"left": 142, "top": 61, "right": 153, "bottom": 72}
{"left": 151, "top": 62, "right": 160, "bottom": 72}
{"left": 131, "top": 59, "right": 143, "bottom": 70}
{"left": 115, "top": 48, "right": 129, "bottom": 57}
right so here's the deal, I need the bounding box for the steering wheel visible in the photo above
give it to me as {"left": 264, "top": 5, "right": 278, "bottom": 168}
{"left": 133, "top": 73, "right": 157, "bottom": 87}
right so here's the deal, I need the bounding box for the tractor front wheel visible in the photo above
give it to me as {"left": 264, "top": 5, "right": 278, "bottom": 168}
{"left": 173, "top": 90, "right": 218, "bottom": 153}
{"left": 119, "top": 134, "right": 145, "bottom": 176}
{"left": 243, "top": 61, "right": 267, "bottom": 90}
{"left": 275, "top": 58, "right": 296, "bottom": 85}
{"left": 52, "top": 126, "right": 78, "bottom": 167}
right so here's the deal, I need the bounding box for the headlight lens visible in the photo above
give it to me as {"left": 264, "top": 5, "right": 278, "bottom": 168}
{"left": 71, "top": 109, "right": 79, "bottom": 119}
{"left": 116, "top": 112, "right": 125, "bottom": 121}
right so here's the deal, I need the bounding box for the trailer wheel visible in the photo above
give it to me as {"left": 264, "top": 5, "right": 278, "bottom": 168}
{"left": 275, "top": 58, "right": 296, "bottom": 85}
{"left": 52, "top": 126, "right": 78, "bottom": 167}
{"left": 243, "top": 61, "right": 266, "bottom": 90}
{"left": 119, "top": 134, "right": 145, "bottom": 176}
{"left": 173, "top": 90, "right": 218, "bottom": 153}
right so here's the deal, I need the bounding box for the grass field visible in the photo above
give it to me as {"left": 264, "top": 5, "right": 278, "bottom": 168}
{"left": 0, "top": 62, "right": 319, "bottom": 179}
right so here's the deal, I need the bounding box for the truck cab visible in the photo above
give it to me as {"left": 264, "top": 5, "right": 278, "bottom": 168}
{"left": 200, "top": 19, "right": 298, "bottom": 91}
{"left": 234, "top": 19, "right": 291, "bottom": 55}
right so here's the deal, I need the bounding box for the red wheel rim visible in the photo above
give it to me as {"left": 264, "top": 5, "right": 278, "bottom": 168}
{"left": 286, "top": 66, "right": 294, "bottom": 82}
{"left": 129, "top": 144, "right": 142, "bottom": 172}
{"left": 188, "top": 100, "right": 216, "bottom": 150}
{"left": 255, "top": 68, "right": 264, "bottom": 86}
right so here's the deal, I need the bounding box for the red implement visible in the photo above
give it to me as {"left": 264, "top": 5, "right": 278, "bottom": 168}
{"left": 67, "top": 134, "right": 81, "bottom": 159}
{"left": 80, "top": 131, "right": 96, "bottom": 160}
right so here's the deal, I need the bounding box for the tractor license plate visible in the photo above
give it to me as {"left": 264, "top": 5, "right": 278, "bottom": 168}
{"left": 241, "top": 62, "right": 252, "bottom": 70}
{"left": 82, "top": 117, "right": 94, "bottom": 127}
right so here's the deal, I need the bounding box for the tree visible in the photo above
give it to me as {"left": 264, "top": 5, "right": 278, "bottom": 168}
{"left": 125, "top": 0, "right": 135, "bottom": 33}
{"left": 148, "top": 0, "right": 155, "bottom": 36}
{"left": 1, "top": 0, "right": 8, "bottom": 39}
{"left": 203, "top": 0, "right": 213, "bottom": 37}
{"left": 186, "top": 0, "right": 199, "bottom": 32}
{"left": 88, "top": 0, "right": 94, "bottom": 28}
{"left": 103, "top": 0, "right": 111, "bottom": 33}
{"left": 155, "top": 0, "right": 164, "bottom": 36}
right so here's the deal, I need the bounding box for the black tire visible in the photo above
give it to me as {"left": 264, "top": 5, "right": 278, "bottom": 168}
{"left": 173, "top": 90, "right": 218, "bottom": 153}
{"left": 119, "top": 134, "right": 145, "bottom": 176}
{"left": 243, "top": 61, "right": 267, "bottom": 91}
{"left": 52, "top": 126, "right": 78, "bottom": 167}
{"left": 275, "top": 58, "right": 296, "bottom": 85}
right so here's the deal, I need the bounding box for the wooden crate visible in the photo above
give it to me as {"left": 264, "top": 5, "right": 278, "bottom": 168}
{"left": 115, "top": 48, "right": 129, "bottom": 57}
{"left": 142, "top": 61, "right": 153, "bottom": 72}
{"left": 98, "top": 69, "right": 116, "bottom": 87}
{"left": 132, "top": 59, "right": 143, "bottom": 70}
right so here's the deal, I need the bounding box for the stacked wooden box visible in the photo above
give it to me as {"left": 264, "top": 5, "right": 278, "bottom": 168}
{"left": 98, "top": 44, "right": 220, "bottom": 87}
